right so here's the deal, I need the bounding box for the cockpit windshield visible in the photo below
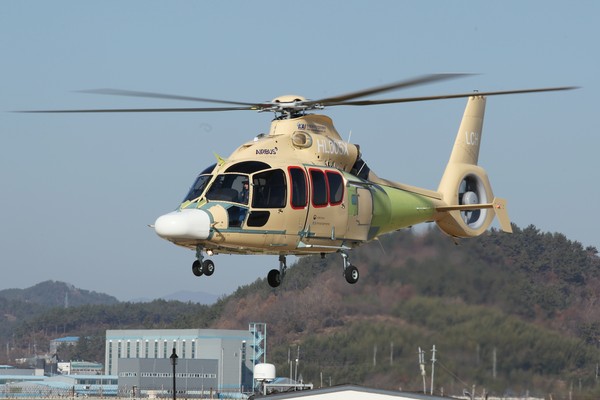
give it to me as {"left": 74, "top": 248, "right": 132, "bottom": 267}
{"left": 182, "top": 163, "right": 216, "bottom": 202}
{"left": 206, "top": 174, "right": 249, "bottom": 204}
{"left": 183, "top": 174, "right": 212, "bottom": 202}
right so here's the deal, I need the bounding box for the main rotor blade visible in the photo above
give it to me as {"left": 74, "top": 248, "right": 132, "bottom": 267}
{"left": 313, "top": 73, "right": 473, "bottom": 105}
{"left": 17, "top": 106, "right": 255, "bottom": 113}
{"left": 79, "top": 88, "right": 259, "bottom": 107}
{"left": 326, "top": 86, "right": 578, "bottom": 106}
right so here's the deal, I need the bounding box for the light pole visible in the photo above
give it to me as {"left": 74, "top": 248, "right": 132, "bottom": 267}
{"left": 170, "top": 348, "right": 178, "bottom": 400}
{"left": 295, "top": 358, "right": 299, "bottom": 383}
{"left": 240, "top": 340, "right": 246, "bottom": 392}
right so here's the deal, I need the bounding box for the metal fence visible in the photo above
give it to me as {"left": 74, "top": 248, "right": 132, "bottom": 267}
{"left": 0, "top": 386, "right": 249, "bottom": 399}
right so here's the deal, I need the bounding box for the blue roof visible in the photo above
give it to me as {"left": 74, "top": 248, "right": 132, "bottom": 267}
{"left": 52, "top": 336, "right": 79, "bottom": 342}
{"left": 0, "top": 376, "right": 45, "bottom": 381}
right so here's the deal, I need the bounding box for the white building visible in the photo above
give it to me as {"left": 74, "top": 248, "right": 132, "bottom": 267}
{"left": 105, "top": 325, "right": 265, "bottom": 394}
{"left": 57, "top": 361, "right": 103, "bottom": 375}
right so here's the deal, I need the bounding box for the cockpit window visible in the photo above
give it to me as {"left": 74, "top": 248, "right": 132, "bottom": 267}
{"left": 206, "top": 174, "right": 249, "bottom": 203}
{"left": 225, "top": 161, "right": 270, "bottom": 174}
{"left": 183, "top": 174, "right": 211, "bottom": 202}
{"left": 200, "top": 163, "right": 217, "bottom": 175}
{"left": 182, "top": 163, "right": 217, "bottom": 202}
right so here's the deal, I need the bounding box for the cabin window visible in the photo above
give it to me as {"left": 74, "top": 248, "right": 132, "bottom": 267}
{"left": 310, "top": 169, "right": 328, "bottom": 207}
{"left": 247, "top": 211, "right": 270, "bottom": 227}
{"left": 326, "top": 171, "right": 344, "bottom": 205}
{"left": 227, "top": 206, "right": 247, "bottom": 228}
{"left": 309, "top": 169, "right": 345, "bottom": 207}
{"left": 288, "top": 167, "right": 307, "bottom": 208}
{"left": 251, "top": 169, "right": 287, "bottom": 209}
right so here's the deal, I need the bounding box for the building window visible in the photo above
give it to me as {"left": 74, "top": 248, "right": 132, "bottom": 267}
{"left": 154, "top": 341, "right": 158, "bottom": 358}
{"left": 108, "top": 342, "right": 113, "bottom": 375}
{"left": 126, "top": 341, "right": 131, "bottom": 358}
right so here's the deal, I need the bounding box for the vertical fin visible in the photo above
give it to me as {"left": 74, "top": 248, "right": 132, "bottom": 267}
{"left": 436, "top": 96, "right": 500, "bottom": 238}
{"left": 448, "top": 95, "right": 486, "bottom": 166}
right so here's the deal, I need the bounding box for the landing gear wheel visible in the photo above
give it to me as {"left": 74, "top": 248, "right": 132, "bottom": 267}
{"left": 202, "top": 259, "right": 215, "bottom": 276}
{"left": 192, "top": 260, "right": 203, "bottom": 277}
{"left": 344, "top": 265, "right": 359, "bottom": 284}
{"left": 267, "top": 269, "right": 281, "bottom": 288}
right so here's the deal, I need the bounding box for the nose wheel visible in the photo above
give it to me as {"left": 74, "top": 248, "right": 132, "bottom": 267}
{"left": 192, "top": 259, "right": 215, "bottom": 276}
{"left": 192, "top": 247, "right": 215, "bottom": 278}
{"left": 192, "top": 260, "right": 202, "bottom": 276}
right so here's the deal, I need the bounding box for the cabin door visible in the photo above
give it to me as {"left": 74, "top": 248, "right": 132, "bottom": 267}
{"left": 304, "top": 168, "right": 348, "bottom": 242}
{"left": 345, "top": 185, "right": 373, "bottom": 241}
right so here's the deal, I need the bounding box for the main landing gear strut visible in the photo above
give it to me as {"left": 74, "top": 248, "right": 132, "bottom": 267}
{"left": 192, "top": 246, "right": 215, "bottom": 277}
{"left": 265, "top": 252, "right": 359, "bottom": 288}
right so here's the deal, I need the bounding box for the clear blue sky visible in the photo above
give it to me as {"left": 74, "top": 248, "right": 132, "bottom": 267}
{"left": 1, "top": 1, "right": 598, "bottom": 301}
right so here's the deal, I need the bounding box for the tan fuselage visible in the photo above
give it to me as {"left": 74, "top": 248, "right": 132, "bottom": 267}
{"left": 155, "top": 97, "right": 511, "bottom": 258}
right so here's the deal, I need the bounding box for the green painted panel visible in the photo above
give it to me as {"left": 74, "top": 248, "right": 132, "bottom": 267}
{"left": 370, "top": 185, "right": 435, "bottom": 237}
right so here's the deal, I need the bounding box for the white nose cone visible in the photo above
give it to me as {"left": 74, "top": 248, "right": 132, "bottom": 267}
{"left": 154, "top": 209, "right": 211, "bottom": 240}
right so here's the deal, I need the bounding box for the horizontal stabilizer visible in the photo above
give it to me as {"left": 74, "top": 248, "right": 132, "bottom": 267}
{"left": 436, "top": 197, "right": 512, "bottom": 233}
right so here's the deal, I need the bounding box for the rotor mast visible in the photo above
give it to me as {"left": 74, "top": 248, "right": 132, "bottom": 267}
{"left": 263, "top": 95, "right": 323, "bottom": 119}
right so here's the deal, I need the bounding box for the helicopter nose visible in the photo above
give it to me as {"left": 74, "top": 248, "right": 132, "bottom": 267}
{"left": 154, "top": 209, "right": 211, "bottom": 240}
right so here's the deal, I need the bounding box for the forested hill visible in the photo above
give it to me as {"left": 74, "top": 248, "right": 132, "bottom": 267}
{"left": 0, "top": 280, "right": 119, "bottom": 339}
{"left": 2, "top": 224, "right": 600, "bottom": 399}
{"left": 210, "top": 224, "right": 600, "bottom": 397}
{"left": 0, "top": 280, "right": 119, "bottom": 307}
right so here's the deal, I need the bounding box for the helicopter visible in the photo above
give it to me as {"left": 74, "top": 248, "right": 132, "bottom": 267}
{"left": 22, "top": 74, "right": 575, "bottom": 288}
